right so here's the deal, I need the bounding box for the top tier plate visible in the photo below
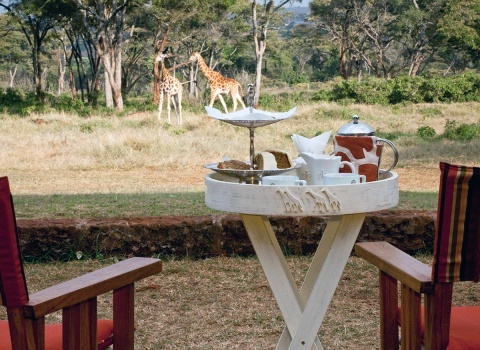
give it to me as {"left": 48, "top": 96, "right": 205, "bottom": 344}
{"left": 205, "top": 106, "right": 297, "bottom": 128}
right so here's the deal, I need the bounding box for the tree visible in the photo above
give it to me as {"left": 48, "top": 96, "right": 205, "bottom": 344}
{"left": 73, "top": 0, "right": 132, "bottom": 111}
{"left": 250, "top": 0, "right": 302, "bottom": 106}
{"left": 148, "top": 0, "right": 249, "bottom": 104}
{"left": 310, "top": 0, "right": 456, "bottom": 79}
{"left": 436, "top": 0, "right": 480, "bottom": 73}
{"left": 0, "top": 14, "right": 29, "bottom": 88}
{"left": 0, "top": 0, "right": 74, "bottom": 101}
{"left": 310, "top": 0, "right": 360, "bottom": 79}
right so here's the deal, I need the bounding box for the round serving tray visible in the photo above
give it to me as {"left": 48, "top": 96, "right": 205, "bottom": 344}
{"left": 204, "top": 171, "right": 399, "bottom": 216}
{"left": 204, "top": 162, "right": 300, "bottom": 184}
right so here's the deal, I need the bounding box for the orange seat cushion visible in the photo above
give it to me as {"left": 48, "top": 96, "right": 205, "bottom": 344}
{"left": 399, "top": 306, "right": 480, "bottom": 349}
{"left": 444, "top": 306, "right": 480, "bottom": 350}
{"left": 0, "top": 319, "right": 113, "bottom": 350}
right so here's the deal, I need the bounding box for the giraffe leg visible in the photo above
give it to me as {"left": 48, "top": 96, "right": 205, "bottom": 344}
{"left": 158, "top": 91, "right": 164, "bottom": 121}
{"left": 166, "top": 93, "right": 171, "bottom": 124}
{"left": 217, "top": 94, "right": 229, "bottom": 114}
{"left": 209, "top": 92, "right": 216, "bottom": 108}
{"left": 170, "top": 95, "right": 179, "bottom": 124}
{"left": 237, "top": 92, "right": 246, "bottom": 109}
{"left": 231, "top": 92, "right": 238, "bottom": 112}
{"left": 177, "top": 89, "right": 183, "bottom": 124}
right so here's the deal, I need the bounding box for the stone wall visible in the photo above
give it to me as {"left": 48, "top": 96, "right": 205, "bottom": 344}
{"left": 16, "top": 210, "right": 436, "bottom": 261}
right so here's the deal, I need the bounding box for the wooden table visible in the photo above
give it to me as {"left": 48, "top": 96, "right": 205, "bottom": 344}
{"left": 205, "top": 172, "right": 399, "bottom": 350}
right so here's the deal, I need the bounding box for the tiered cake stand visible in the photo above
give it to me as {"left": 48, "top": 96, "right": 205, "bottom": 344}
{"left": 204, "top": 106, "right": 299, "bottom": 184}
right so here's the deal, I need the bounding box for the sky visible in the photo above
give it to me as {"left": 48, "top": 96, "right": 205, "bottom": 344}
{"left": 276, "top": 0, "right": 311, "bottom": 7}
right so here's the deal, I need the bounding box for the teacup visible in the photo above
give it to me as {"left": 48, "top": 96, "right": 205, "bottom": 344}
{"left": 323, "top": 173, "right": 366, "bottom": 185}
{"left": 262, "top": 175, "right": 307, "bottom": 186}
{"left": 300, "top": 152, "right": 356, "bottom": 185}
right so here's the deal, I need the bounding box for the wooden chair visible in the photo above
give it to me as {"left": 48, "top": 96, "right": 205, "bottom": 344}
{"left": 355, "top": 162, "right": 480, "bottom": 350}
{"left": 0, "top": 176, "right": 163, "bottom": 350}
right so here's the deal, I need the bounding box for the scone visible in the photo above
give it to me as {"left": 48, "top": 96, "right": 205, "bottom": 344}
{"left": 254, "top": 152, "right": 277, "bottom": 170}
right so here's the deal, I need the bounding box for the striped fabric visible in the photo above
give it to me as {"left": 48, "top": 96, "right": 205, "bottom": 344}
{"left": 432, "top": 162, "right": 480, "bottom": 283}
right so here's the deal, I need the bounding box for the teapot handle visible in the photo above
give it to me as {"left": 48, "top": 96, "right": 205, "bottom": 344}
{"left": 376, "top": 138, "right": 399, "bottom": 173}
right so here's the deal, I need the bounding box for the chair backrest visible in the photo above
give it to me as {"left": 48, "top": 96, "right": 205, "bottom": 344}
{"left": 0, "top": 176, "right": 29, "bottom": 307}
{"left": 432, "top": 162, "right": 480, "bottom": 283}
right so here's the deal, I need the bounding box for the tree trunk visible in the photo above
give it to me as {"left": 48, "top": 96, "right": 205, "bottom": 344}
{"left": 153, "top": 57, "right": 161, "bottom": 104}
{"left": 409, "top": 52, "right": 423, "bottom": 76}
{"left": 97, "top": 38, "right": 123, "bottom": 111}
{"left": 252, "top": 0, "right": 270, "bottom": 107}
{"left": 9, "top": 66, "right": 17, "bottom": 88}
{"left": 105, "top": 70, "right": 113, "bottom": 107}
{"left": 57, "top": 50, "right": 66, "bottom": 95}
{"left": 33, "top": 42, "right": 44, "bottom": 102}
{"left": 191, "top": 63, "right": 198, "bottom": 98}
{"left": 68, "top": 66, "right": 77, "bottom": 98}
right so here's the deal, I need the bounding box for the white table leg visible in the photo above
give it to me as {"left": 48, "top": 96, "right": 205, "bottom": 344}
{"left": 286, "top": 213, "right": 366, "bottom": 350}
{"left": 276, "top": 215, "right": 346, "bottom": 349}
{"left": 241, "top": 213, "right": 365, "bottom": 350}
{"left": 240, "top": 214, "right": 323, "bottom": 350}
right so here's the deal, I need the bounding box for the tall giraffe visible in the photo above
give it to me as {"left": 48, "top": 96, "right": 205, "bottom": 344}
{"left": 189, "top": 52, "right": 246, "bottom": 113}
{"left": 156, "top": 53, "right": 183, "bottom": 124}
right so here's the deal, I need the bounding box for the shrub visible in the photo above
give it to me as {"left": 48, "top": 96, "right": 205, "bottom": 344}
{"left": 443, "top": 119, "right": 480, "bottom": 141}
{"left": 417, "top": 126, "right": 436, "bottom": 139}
{"left": 49, "top": 93, "right": 85, "bottom": 112}
{"left": 388, "top": 76, "right": 425, "bottom": 104}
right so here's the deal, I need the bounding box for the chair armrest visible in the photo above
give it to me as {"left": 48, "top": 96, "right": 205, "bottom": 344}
{"left": 24, "top": 257, "right": 162, "bottom": 318}
{"left": 355, "top": 242, "right": 434, "bottom": 294}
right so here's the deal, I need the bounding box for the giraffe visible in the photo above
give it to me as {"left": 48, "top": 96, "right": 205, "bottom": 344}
{"left": 189, "top": 52, "right": 246, "bottom": 113}
{"left": 156, "top": 52, "right": 183, "bottom": 124}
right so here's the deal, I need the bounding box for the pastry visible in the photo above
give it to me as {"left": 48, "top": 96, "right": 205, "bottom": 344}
{"left": 217, "top": 159, "right": 250, "bottom": 170}
{"left": 264, "top": 149, "right": 293, "bottom": 169}
{"left": 254, "top": 152, "right": 277, "bottom": 170}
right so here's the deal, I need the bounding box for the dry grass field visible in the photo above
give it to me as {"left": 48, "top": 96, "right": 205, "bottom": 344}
{"left": 10, "top": 255, "right": 479, "bottom": 349}
{"left": 1, "top": 100, "right": 479, "bottom": 348}
{"left": 2, "top": 101, "right": 480, "bottom": 196}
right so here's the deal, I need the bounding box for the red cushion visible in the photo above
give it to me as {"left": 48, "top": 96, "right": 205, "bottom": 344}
{"left": 399, "top": 306, "right": 480, "bottom": 349}
{"left": 0, "top": 319, "right": 113, "bottom": 350}
{"left": 446, "top": 306, "right": 480, "bottom": 350}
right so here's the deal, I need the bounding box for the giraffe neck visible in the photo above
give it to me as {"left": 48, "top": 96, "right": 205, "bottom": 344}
{"left": 196, "top": 55, "right": 216, "bottom": 82}
{"left": 160, "top": 62, "right": 169, "bottom": 81}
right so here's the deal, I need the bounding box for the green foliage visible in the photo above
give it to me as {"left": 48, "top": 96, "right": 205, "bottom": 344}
{"left": 443, "top": 119, "right": 480, "bottom": 141}
{"left": 258, "top": 92, "right": 300, "bottom": 111}
{"left": 422, "top": 73, "right": 480, "bottom": 103}
{"left": 314, "top": 74, "right": 480, "bottom": 105}
{"left": 417, "top": 125, "right": 437, "bottom": 139}
{"left": 0, "top": 88, "right": 44, "bottom": 115}
{"left": 49, "top": 94, "right": 85, "bottom": 112}
{"left": 389, "top": 76, "right": 425, "bottom": 104}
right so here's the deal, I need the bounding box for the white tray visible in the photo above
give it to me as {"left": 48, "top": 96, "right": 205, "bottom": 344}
{"left": 205, "top": 171, "right": 399, "bottom": 216}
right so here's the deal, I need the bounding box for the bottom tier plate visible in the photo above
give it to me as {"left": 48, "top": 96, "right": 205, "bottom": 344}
{"left": 204, "top": 162, "right": 300, "bottom": 184}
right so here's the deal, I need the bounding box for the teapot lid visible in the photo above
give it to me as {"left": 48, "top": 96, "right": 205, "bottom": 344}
{"left": 337, "top": 115, "right": 375, "bottom": 136}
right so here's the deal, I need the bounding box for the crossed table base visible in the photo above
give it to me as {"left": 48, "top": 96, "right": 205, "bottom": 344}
{"left": 205, "top": 172, "right": 398, "bottom": 349}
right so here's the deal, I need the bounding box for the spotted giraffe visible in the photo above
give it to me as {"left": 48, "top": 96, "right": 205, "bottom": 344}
{"left": 156, "top": 53, "right": 183, "bottom": 124}
{"left": 189, "top": 52, "right": 246, "bottom": 113}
